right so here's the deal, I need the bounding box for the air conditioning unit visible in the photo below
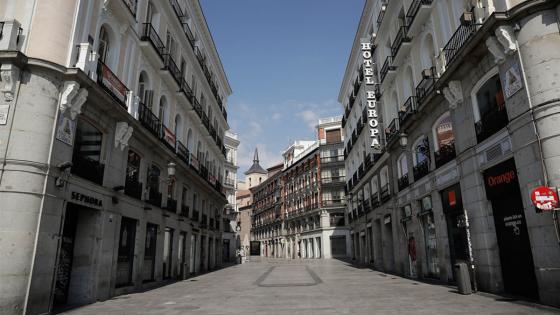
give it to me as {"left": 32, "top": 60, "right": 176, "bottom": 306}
{"left": 460, "top": 12, "right": 474, "bottom": 25}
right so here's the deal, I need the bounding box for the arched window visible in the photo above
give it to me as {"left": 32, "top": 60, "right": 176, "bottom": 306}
{"left": 147, "top": 164, "right": 161, "bottom": 196}
{"left": 397, "top": 153, "right": 408, "bottom": 177}
{"left": 433, "top": 112, "right": 456, "bottom": 167}
{"left": 421, "top": 33, "right": 436, "bottom": 70}
{"left": 472, "top": 71, "right": 507, "bottom": 143}
{"left": 126, "top": 149, "right": 141, "bottom": 186}
{"left": 98, "top": 26, "right": 110, "bottom": 64}
{"left": 186, "top": 128, "right": 193, "bottom": 151}
{"left": 412, "top": 136, "right": 430, "bottom": 180}
{"left": 159, "top": 96, "right": 167, "bottom": 126}
{"left": 138, "top": 71, "right": 149, "bottom": 104}
{"left": 174, "top": 114, "right": 183, "bottom": 141}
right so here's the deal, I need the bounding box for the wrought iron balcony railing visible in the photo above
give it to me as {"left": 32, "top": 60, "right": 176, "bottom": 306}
{"left": 442, "top": 21, "right": 479, "bottom": 69}
{"left": 138, "top": 102, "right": 162, "bottom": 138}
{"left": 475, "top": 106, "right": 509, "bottom": 143}
{"left": 398, "top": 96, "right": 417, "bottom": 126}
{"left": 147, "top": 190, "right": 162, "bottom": 208}
{"left": 416, "top": 67, "right": 438, "bottom": 106}
{"left": 398, "top": 174, "right": 410, "bottom": 191}
{"left": 391, "top": 25, "right": 411, "bottom": 57}
{"left": 405, "top": 0, "right": 433, "bottom": 27}
{"left": 124, "top": 178, "right": 142, "bottom": 200}
{"left": 141, "top": 23, "right": 165, "bottom": 60}
{"left": 163, "top": 53, "right": 182, "bottom": 85}
{"left": 96, "top": 60, "right": 128, "bottom": 107}
{"left": 165, "top": 198, "right": 177, "bottom": 212}
{"left": 72, "top": 155, "right": 105, "bottom": 185}
{"left": 380, "top": 55, "right": 396, "bottom": 83}
{"left": 413, "top": 159, "right": 430, "bottom": 181}
{"left": 385, "top": 118, "right": 399, "bottom": 144}
{"left": 435, "top": 142, "right": 456, "bottom": 168}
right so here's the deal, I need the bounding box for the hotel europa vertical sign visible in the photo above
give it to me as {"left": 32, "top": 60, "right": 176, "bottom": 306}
{"left": 361, "top": 38, "right": 381, "bottom": 153}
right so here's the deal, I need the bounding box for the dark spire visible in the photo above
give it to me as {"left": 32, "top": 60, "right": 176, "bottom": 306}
{"left": 253, "top": 148, "right": 259, "bottom": 163}
{"left": 245, "top": 147, "right": 267, "bottom": 175}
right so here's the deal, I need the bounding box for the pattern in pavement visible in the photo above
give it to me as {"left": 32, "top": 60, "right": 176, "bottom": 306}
{"left": 62, "top": 259, "right": 560, "bottom": 315}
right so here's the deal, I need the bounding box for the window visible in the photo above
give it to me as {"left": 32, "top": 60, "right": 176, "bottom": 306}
{"left": 397, "top": 153, "right": 408, "bottom": 177}
{"left": 159, "top": 97, "right": 167, "bottom": 125}
{"left": 98, "top": 26, "right": 110, "bottom": 64}
{"left": 473, "top": 73, "right": 507, "bottom": 142}
{"left": 413, "top": 136, "right": 430, "bottom": 166}
{"left": 146, "top": 164, "right": 162, "bottom": 207}
{"left": 433, "top": 112, "right": 456, "bottom": 168}
{"left": 125, "top": 150, "right": 142, "bottom": 199}
{"left": 326, "top": 129, "right": 342, "bottom": 144}
{"left": 72, "top": 118, "right": 104, "bottom": 185}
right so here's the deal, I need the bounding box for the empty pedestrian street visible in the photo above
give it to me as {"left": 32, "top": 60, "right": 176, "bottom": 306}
{"left": 62, "top": 259, "right": 559, "bottom": 315}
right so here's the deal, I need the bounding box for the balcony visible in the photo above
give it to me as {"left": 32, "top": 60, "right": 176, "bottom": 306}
{"left": 442, "top": 20, "right": 479, "bottom": 71}
{"left": 138, "top": 103, "right": 162, "bottom": 138}
{"left": 406, "top": 0, "right": 433, "bottom": 36}
{"left": 398, "top": 174, "right": 410, "bottom": 191}
{"left": 147, "top": 190, "right": 162, "bottom": 208}
{"left": 140, "top": 23, "right": 165, "bottom": 65}
{"left": 124, "top": 178, "right": 143, "bottom": 200}
{"left": 180, "top": 78, "right": 194, "bottom": 102}
{"left": 122, "top": 0, "right": 137, "bottom": 17}
{"left": 162, "top": 53, "right": 182, "bottom": 87}
{"left": 169, "top": 0, "right": 186, "bottom": 21}
{"left": 96, "top": 60, "right": 128, "bottom": 107}
{"left": 192, "top": 209, "right": 199, "bottom": 221}
{"left": 321, "top": 176, "right": 345, "bottom": 186}
{"left": 72, "top": 155, "right": 105, "bottom": 185}
{"left": 183, "top": 23, "right": 196, "bottom": 48}
{"left": 371, "top": 194, "right": 381, "bottom": 208}
{"left": 435, "top": 142, "right": 456, "bottom": 168}
{"left": 398, "top": 96, "right": 417, "bottom": 126}
{"left": 321, "top": 155, "right": 344, "bottom": 165}
{"left": 391, "top": 25, "right": 412, "bottom": 65}
{"left": 380, "top": 184, "right": 390, "bottom": 202}
{"left": 201, "top": 214, "right": 208, "bottom": 228}
{"left": 323, "top": 199, "right": 345, "bottom": 207}
{"left": 413, "top": 159, "right": 430, "bottom": 181}
{"left": 376, "top": 2, "right": 388, "bottom": 27}
{"left": 165, "top": 198, "right": 177, "bottom": 213}
{"left": 180, "top": 205, "right": 189, "bottom": 218}
{"left": 380, "top": 55, "right": 396, "bottom": 84}
{"left": 224, "top": 178, "right": 235, "bottom": 188}
{"left": 475, "top": 107, "right": 509, "bottom": 143}
{"left": 385, "top": 118, "right": 399, "bottom": 145}
{"left": 176, "top": 140, "right": 190, "bottom": 165}
{"left": 416, "top": 67, "right": 438, "bottom": 106}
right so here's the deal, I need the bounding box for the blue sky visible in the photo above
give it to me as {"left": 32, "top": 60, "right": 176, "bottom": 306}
{"left": 200, "top": 0, "right": 364, "bottom": 177}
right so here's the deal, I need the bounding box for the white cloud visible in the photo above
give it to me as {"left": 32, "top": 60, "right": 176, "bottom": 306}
{"left": 297, "top": 110, "right": 319, "bottom": 131}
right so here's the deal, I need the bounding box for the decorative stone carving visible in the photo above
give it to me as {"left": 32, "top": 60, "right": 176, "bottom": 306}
{"left": 0, "top": 64, "right": 19, "bottom": 102}
{"left": 443, "top": 81, "right": 463, "bottom": 109}
{"left": 115, "top": 122, "right": 133, "bottom": 150}
{"left": 495, "top": 25, "right": 517, "bottom": 55}
{"left": 60, "top": 81, "right": 88, "bottom": 120}
{"left": 485, "top": 36, "right": 506, "bottom": 64}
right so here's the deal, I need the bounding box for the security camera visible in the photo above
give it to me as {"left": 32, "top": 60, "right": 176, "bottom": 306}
{"left": 57, "top": 161, "right": 73, "bottom": 171}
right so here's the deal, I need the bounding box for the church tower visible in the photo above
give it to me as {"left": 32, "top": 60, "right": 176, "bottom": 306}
{"left": 244, "top": 148, "right": 268, "bottom": 188}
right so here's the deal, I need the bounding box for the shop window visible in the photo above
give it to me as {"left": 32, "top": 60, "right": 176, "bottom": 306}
{"left": 473, "top": 73, "right": 507, "bottom": 143}
{"left": 124, "top": 150, "right": 142, "bottom": 200}
{"left": 71, "top": 119, "right": 105, "bottom": 185}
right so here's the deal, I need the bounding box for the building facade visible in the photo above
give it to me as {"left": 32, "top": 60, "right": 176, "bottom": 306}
{"left": 341, "top": 0, "right": 560, "bottom": 307}
{"left": 0, "top": 0, "right": 232, "bottom": 314}
{"left": 251, "top": 117, "right": 351, "bottom": 259}
{"left": 222, "top": 131, "right": 240, "bottom": 263}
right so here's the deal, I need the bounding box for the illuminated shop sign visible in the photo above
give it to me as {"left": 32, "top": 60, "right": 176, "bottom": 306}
{"left": 361, "top": 39, "right": 381, "bottom": 153}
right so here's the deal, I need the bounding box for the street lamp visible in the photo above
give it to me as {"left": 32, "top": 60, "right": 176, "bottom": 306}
{"left": 399, "top": 132, "right": 408, "bottom": 148}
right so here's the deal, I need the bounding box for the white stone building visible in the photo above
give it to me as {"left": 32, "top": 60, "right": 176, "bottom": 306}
{"left": 341, "top": 0, "right": 560, "bottom": 307}
{"left": 0, "top": 0, "right": 232, "bottom": 314}
{"left": 222, "top": 130, "right": 240, "bottom": 262}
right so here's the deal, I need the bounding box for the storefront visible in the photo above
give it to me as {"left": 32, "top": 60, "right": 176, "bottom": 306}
{"left": 483, "top": 158, "right": 538, "bottom": 299}
{"left": 441, "top": 184, "right": 469, "bottom": 282}
{"left": 143, "top": 223, "right": 158, "bottom": 282}
{"left": 419, "top": 196, "right": 439, "bottom": 278}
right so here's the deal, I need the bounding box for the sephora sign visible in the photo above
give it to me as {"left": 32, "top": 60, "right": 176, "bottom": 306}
{"left": 361, "top": 39, "right": 382, "bottom": 153}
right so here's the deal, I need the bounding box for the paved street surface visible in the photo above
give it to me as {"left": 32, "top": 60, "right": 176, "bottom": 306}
{"left": 63, "top": 259, "right": 560, "bottom": 315}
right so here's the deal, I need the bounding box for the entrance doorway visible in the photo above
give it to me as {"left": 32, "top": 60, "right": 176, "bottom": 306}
{"left": 223, "top": 239, "right": 230, "bottom": 262}
{"left": 483, "top": 159, "right": 538, "bottom": 299}
{"left": 143, "top": 223, "right": 157, "bottom": 282}
{"left": 116, "top": 217, "right": 137, "bottom": 287}
{"left": 178, "top": 232, "right": 187, "bottom": 279}
{"left": 53, "top": 203, "right": 98, "bottom": 309}
{"left": 162, "top": 228, "right": 174, "bottom": 279}
{"left": 441, "top": 184, "right": 469, "bottom": 282}
{"left": 383, "top": 216, "right": 395, "bottom": 272}
{"left": 330, "top": 235, "right": 346, "bottom": 257}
